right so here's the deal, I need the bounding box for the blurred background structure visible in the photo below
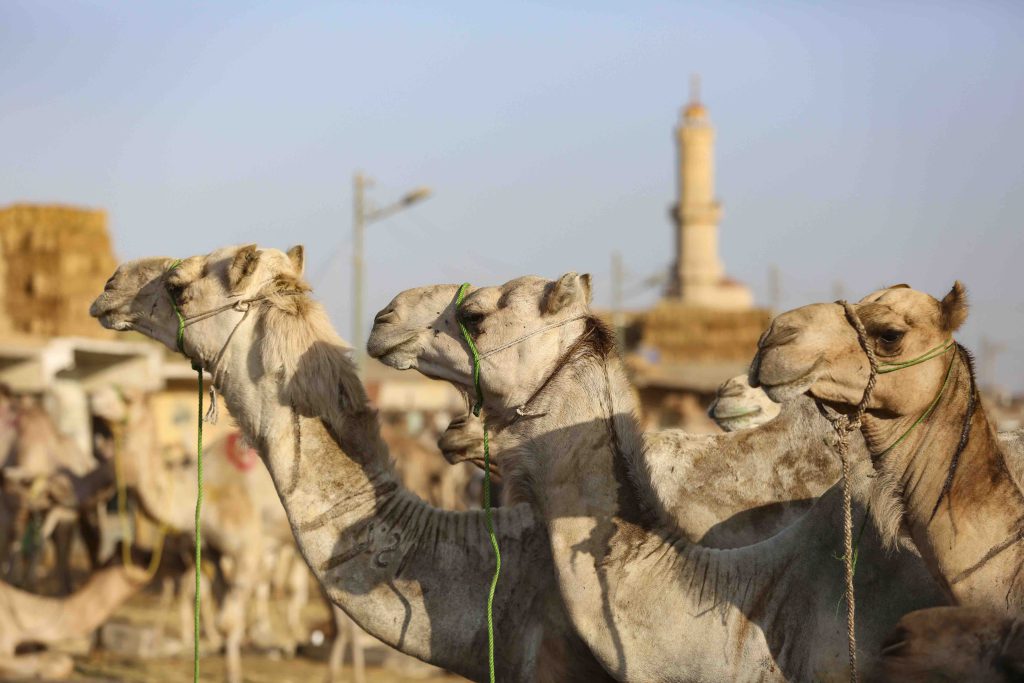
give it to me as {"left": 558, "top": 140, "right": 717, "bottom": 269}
{"left": 0, "top": 1, "right": 1022, "bottom": 680}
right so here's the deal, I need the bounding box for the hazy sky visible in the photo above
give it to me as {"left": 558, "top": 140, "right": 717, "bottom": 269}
{"left": 2, "top": 1, "right": 1022, "bottom": 389}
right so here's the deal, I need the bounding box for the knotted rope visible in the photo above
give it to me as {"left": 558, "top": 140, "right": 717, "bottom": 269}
{"left": 825, "top": 301, "right": 957, "bottom": 683}
{"left": 454, "top": 283, "right": 500, "bottom": 683}
{"left": 823, "top": 301, "right": 879, "bottom": 683}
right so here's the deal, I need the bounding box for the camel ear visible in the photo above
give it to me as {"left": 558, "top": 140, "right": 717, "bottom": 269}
{"left": 544, "top": 272, "right": 590, "bottom": 315}
{"left": 939, "top": 281, "right": 968, "bottom": 333}
{"left": 286, "top": 245, "right": 304, "bottom": 276}
{"left": 229, "top": 245, "right": 261, "bottom": 290}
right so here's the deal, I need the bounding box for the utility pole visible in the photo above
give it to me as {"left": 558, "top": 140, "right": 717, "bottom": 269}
{"left": 768, "top": 265, "right": 781, "bottom": 312}
{"left": 352, "top": 172, "right": 367, "bottom": 373}
{"left": 611, "top": 250, "right": 625, "bottom": 351}
{"left": 351, "top": 172, "right": 431, "bottom": 374}
{"left": 832, "top": 279, "right": 846, "bottom": 302}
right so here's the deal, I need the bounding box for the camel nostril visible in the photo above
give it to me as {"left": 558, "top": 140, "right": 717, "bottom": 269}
{"left": 760, "top": 326, "right": 799, "bottom": 350}
{"left": 373, "top": 308, "right": 397, "bottom": 325}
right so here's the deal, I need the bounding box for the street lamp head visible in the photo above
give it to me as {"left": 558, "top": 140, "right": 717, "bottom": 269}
{"left": 401, "top": 187, "right": 432, "bottom": 206}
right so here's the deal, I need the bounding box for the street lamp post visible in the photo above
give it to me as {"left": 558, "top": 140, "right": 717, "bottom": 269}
{"left": 352, "top": 172, "right": 431, "bottom": 373}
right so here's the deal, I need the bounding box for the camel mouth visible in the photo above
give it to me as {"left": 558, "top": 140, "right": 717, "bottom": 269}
{"left": 367, "top": 333, "right": 420, "bottom": 368}
{"left": 710, "top": 404, "right": 763, "bottom": 421}
{"left": 757, "top": 371, "right": 816, "bottom": 403}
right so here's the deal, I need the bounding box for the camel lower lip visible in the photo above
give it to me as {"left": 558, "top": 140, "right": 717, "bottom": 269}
{"left": 368, "top": 335, "right": 418, "bottom": 363}
{"left": 714, "top": 406, "right": 762, "bottom": 419}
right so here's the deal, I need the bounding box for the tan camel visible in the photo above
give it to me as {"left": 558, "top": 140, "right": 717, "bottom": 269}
{"left": 750, "top": 283, "right": 1024, "bottom": 614}
{"left": 90, "top": 245, "right": 614, "bottom": 682}
{"left": 368, "top": 273, "right": 948, "bottom": 681}
{"left": 878, "top": 606, "right": 1024, "bottom": 681}
{"left": 0, "top": 564, "right": 149, "bottom": 679}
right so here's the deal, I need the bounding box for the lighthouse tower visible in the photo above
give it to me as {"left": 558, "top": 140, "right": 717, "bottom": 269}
{"left": 669, "top": 77, "right": 752, "bottom": 310}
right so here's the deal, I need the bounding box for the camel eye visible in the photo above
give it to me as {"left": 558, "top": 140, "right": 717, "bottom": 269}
{"left": 458, "top": 310, "right": 485, "bottom": 332}
{"left": 878, "top": 329, "right": 904, "bottom": 344}
{"left": 166, "top": 282, "right": 186, "bottom": 303}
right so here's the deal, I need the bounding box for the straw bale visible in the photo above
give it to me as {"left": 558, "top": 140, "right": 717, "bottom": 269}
{"left": 0, "top": 204, "right": 117, "bottom": 338}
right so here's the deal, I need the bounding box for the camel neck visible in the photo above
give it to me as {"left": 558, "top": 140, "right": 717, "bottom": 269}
{"left": 866, "top": 353, "right": 1024, "bottom": 610}
{"left": 500, "top": 348, "right": 934, "bottom": 679}
{"left": 208, "top": 306, "right": 569, "bottom": 681}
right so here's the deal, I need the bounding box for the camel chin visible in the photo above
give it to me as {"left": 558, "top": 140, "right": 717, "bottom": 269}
{"left": 711, "top": 406, "right": 764, "bottom": 433}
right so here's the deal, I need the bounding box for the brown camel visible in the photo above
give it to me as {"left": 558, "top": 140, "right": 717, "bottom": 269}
{"left": 751, "top": 283, "right": 1024, "bottom": 615}
{"left": 0, "top": 564, "right": 149, "bottom": 679}
{"left": 368, "top": 273, "right": 947, "bottom": 681}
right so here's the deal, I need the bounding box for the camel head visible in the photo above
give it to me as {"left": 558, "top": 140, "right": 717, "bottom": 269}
{"left": 751, "top": 282, "right": 968, "bottom": 418}
{"left": 707, "top": 375, "right": 781, "bottom": 432}
{"left": 90, "top": 244, "right": 307, "bottom": 364}
{"left": 369, "top": 273, "right": 596, "bottom": 421}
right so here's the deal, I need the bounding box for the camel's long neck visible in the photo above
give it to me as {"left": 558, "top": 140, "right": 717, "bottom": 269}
{"left": 120, "top": 408, "right": 188, "bottom": 531}
{"left": 208, "top": 313, "right": 563, "bottom": 682}
{"left": 866, "top": 353, "right": 1024, "bottom": 611}
{"left": 506, "top": 352, "right": 810, "bottom": 679}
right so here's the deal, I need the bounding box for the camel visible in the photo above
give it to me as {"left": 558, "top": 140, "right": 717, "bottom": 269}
{"left": 0, "top": 563, "right": 150, "bottom": 679}
{"left": 709, "top": 375, "right": 782, "bottom": 432}
{"left": 88, "top": 387, "right": 320, "bottom": 683}
{"left": 436, "top": 376, "right": 829, "bottom": 548}
{"left": 90, "top": 245, "right": 614, "bottom": 682}
{"left": 0, "top": 391, "right": 113, "bottom": 591}
{"left": 368, "top": 273, "right": 948, "bottom": 681}
{"left": 750, "top": 283, "right": 1024, "bottom": 615}
{"left": 878, "top": 606, "right": 1024, "bottom": 681}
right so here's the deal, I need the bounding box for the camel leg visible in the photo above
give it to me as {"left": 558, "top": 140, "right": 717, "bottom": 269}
{"left": 52, "top": 519, "right": 75, "bottom": 595}
{"left": 326, "top": 605, "right": 348, "bottom": 683}
{"left": 77, "top": 506, "right": 103, "bottom": 571}
{"left": 179, "top": 565, "right": 222, "bottom": 651}
{"left": 285, "top": 554, "right": 309, "bottom": 654}
{"left": 218, "top": 547, "right": 259, "bottom": 683}
{"left": 350, "top": 615, "right": 365, "bottom": 683}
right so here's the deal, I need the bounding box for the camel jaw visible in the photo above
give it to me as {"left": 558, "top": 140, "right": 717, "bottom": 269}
{"left": 367, "top": 334, "right": 421, "bottom": 370}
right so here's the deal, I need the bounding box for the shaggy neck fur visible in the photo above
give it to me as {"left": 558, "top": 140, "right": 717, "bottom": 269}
{"left": 864, "top": 350, "right": 1024, "bottom": 612}
{"left": 206, "top": 292, "right": 610, "bottom": 683}
{"left": 498, "top": 321, "right": 943, "bottom": 681}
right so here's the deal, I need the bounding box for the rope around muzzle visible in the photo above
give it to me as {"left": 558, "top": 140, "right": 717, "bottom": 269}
{"left": 826, "top": 301, "right": 957, "bottom": 683}
{"left": 454, "top": 283, "right": 501, "bottom": 683}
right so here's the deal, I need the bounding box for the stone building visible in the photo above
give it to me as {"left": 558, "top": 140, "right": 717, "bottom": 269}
{"left": 624, "top": 80, "right": 772, "bottom": 430}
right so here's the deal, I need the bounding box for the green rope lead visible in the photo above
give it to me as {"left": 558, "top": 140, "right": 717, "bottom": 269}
{"left": 166, "top": 259, "right": 203, "bottom": 683}
{"left": 193, "top": 366, "right": 203, "bottom": 683}
{"left": 455, "top": 283, "right": 500, "bottom": 683}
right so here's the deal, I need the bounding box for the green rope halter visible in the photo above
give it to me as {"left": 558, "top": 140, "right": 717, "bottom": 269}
{"left": 875, "top": 346, "right": 957, "bottom": 459}
{"left": 455, "top": 282, "right": 500, "bottom": 683}
{"left": 876, "top": 338, "right": 954, "bottom": 374}
{"left": 166, "top": 259, "right": 204, "bottom": 683}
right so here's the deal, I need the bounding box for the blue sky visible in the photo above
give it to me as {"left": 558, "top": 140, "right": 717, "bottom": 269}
{"left": 2, "top": 1, "right": 1022, "bottom": 390}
